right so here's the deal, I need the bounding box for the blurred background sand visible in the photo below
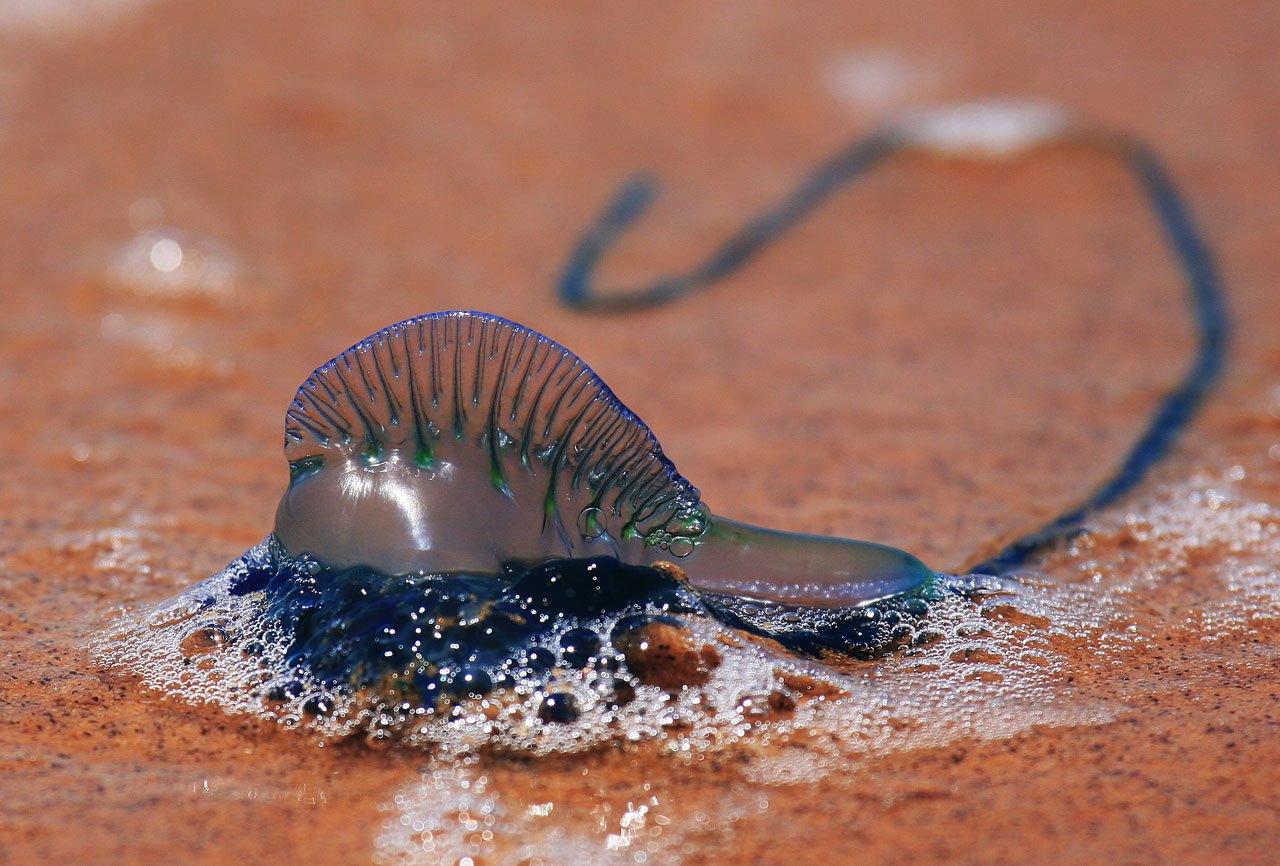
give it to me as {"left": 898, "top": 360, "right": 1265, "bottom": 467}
{"left": 1, "top": 3, "right": 1278, "bottom": 864}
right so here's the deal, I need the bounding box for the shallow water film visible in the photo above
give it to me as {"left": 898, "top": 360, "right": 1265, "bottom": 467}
{"left": 4, "top": 3, "right": 1280, "bottom": 866}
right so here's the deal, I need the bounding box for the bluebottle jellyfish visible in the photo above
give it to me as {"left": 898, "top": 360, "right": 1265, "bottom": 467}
{"left": 261, "top": 309, "right": 942, "bottom": 672}
{"left": 274, "top": 309, "right": 935, "bottom": 609}
{"left": 100, "top": 309, "right": 950, "bottom": 749}
{"left": 103, "top": 102, "right": 1228, "bottom": 749}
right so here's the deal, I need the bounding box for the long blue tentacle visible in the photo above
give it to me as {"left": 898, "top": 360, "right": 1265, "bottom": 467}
{"left": 557, "top": 123, "right": 1228, "bottom": 575}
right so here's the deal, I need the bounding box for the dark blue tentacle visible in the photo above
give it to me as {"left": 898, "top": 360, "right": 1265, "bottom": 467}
{"left": 559, "top": 133, "right": 897, "bottom": 311}
{"left": 557, "top": 123, "right": 1229, "bottom": 575}
{"left": 969, "top": 138, "right": 1228, "bottom": 574}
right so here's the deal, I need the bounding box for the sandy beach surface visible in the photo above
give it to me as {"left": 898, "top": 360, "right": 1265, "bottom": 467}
{"left": 2, "top": 3, "right": 1279, "bottom": 864}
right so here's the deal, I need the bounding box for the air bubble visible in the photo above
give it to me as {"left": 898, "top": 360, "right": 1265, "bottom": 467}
{"left": 179, "top": 624, "right": 229, "bottom": 656}
{"left": 265, "top": 680, "right": 305, "bottom": 704}
{"left": 577, "top": 507, "right": 606, "bottom": 540}
{"left": 525, "top": 647, "right": 555, "bottom": 673}
{"left": 668, "top": 537, "right": 694, "bottom": 557}
{"left": 451, "top": 667, "right": 493, "bottom": 699}
{"left": 559, "top": 628, "right": 602, "bottom": 668}
{"left": 537, "top": 692, "right": 579, "bottom": 724}
{"left": 107, "top": 227, "right": 242, "bottom": 303}
{"left": 302, "top": 695, "right": 332, "bottom": 717}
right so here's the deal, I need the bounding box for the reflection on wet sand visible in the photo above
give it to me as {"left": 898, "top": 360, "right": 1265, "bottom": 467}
{"left": 375, "top": 759, "right": 772, "bottom": 866}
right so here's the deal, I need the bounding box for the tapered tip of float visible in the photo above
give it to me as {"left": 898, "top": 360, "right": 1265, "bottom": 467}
{"left": 675, "top": 515, "right": 936, "bottom": 608}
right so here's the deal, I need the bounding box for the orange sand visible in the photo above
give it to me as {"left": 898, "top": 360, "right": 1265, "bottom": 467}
{"left": 2, "top": 3, "right": 1279, "bottom": 864}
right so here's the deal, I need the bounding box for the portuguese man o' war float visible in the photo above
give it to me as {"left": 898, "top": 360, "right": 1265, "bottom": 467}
{"left": 274, "top": 310, "right": 938, "bottom": 614}
{"left": 98, "top": 101, "right": 1227, "bottom": 753}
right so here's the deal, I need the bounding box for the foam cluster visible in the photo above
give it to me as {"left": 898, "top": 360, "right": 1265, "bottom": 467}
{"left": 99, "top": 538, "right": 927, "bottom": 754}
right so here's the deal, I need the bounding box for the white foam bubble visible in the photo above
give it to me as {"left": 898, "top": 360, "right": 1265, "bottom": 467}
{"left": 891, "top": 99, "right": 1075, "bottom": 158}
{"left": 1080, "top": 473, "right": 1280, "bottom": 644}
{"left": 826, "top": 49, "right": 927, "bottom": 114}
{"left": 107, "top": 227, "right": 242, "bottom": 304}
{"left": 373, "top": 759, "right": 769, "bottom": 866}
{"left": 91, "top": 538, "right": 1111, "bottom": 765}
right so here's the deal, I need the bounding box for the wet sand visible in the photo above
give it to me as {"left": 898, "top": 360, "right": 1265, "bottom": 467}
{"left": 3, "top": 2, "right": 1280, "bottom": 864}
